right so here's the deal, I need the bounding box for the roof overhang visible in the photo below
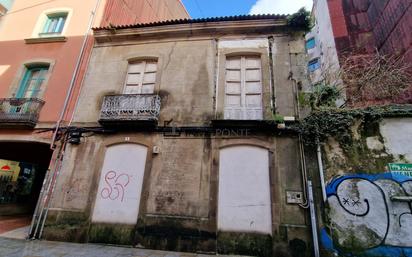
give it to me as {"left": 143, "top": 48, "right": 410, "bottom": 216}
{"left": 93, "top": 17, "right": 290, "bottom": 44}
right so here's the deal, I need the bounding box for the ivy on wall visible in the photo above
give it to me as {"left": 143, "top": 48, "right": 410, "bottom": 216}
{"left": 296, "top": 105, "right": 412, "bottom": 145}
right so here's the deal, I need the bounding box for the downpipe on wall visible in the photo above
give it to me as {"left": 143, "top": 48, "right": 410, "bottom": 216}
{"left": 50, "top": 0, "right": 102, "bottom": 150}
{"left": 29, "top": 0, "right": 103, "bottom": 240}
{"left": 308, "top": 180, "right": 320, "bottom": 257}
{"left": 288, "top": 54, "right": 321, "bottom": 256}
{"left": 317, "top": 143, "right": 327, "bottom": 203}
{"left": 28, "top": 134, "right": 67, "bottom": 239}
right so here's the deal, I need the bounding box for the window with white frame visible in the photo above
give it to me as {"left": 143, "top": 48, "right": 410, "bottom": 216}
{"left": 224, "top": 56, "right": 263, "bottom": 120}
{"left": 124, "top": 60, "right": 157, "bottom": 94}
{"left": 39, "top": 13, "right": 67, "bottom": 37}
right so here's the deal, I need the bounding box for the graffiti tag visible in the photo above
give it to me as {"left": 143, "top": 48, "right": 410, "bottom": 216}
{"left": 322, "top": 173, "right": 412, "bottom": 257}
{"left": 100, "top": 170, "right": 130, "bottom": 202}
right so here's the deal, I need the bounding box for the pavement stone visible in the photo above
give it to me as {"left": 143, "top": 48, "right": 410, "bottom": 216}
{"left": 0, "top": 237, "right": 251, "bottom": 257}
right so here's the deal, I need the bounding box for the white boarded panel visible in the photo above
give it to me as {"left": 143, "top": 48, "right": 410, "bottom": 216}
{"left": 226, "top": 82, "right": 241, "bottom": 94}
{"left": 128, "top": 63, "right": 144, "bottom": 73}
{"left": 245, "top": 57, "right": 261, "bottom": 68}
{"left": 143, "top": 72, "right": 156, "bottom": 84}
{"left": 226, "top": 57, "right": 241, "bottom": 69}
{"left": 92, "top": 144, "right": 148, "bottom": 225}
{"left": 245, "top": 69, "right": 261, "bottom": 82}
{"left": 145, "top": 62, "right": 157, "bottom": 72}
{"left": 218, "top": 146, "right": 272, "bottom": 234}
{"left": 226, "top": 95, "right": 241, "bottom": 106}
{"left": 141, "top": 84, "right": 154, "bottom": 94}
{"left": 246, "top": 94, "right": 262, "bottom": 107}
{"left": 226, "top": 70, "right": 241, "bottom": 81}
{"left": 126, "top": 74, "right": 141, "bottom": 85}
{"left": 124, "top": 85, "right": 141, "bottom": 94}
{"left": 246, "top": 82, "right": 261, "bottom": 94}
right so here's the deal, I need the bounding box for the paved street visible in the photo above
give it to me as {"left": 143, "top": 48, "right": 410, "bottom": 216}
{"left": 0, "top": 237, "right": 247, "bottom": 257}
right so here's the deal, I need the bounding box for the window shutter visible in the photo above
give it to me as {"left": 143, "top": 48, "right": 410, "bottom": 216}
{"left": 124, "top": 61, "right": 157, "bottom": 95}
{"left": 224, "top": 56, "right": 262, "bottom": 120}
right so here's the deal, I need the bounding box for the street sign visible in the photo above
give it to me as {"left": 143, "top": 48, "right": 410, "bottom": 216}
{"left": 388, "top": 163, "right": 412, "bottom": 177}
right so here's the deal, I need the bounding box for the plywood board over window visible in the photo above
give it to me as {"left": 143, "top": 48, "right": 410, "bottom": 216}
{"left": 218, "top": 145, "right": 272, "bottom": 234}
{"left": 224, "top": 56, "right": 263, "bottom": 120}
{"left": 124, "top": 60, "right": 157, "bottom": 94}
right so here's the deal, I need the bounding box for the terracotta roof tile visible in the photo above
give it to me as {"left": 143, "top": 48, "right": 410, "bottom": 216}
{"left": 93, "top": 14, "right": 287, "bottom": 31}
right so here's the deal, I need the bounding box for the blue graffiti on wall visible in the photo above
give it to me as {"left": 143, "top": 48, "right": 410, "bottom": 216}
{"left": 321, "top": 173, "right": 412, "bottom": 257}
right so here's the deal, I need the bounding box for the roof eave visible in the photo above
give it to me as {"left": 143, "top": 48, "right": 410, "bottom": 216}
{"left": 94, "top": 18, "right": 290, "bottom": 44}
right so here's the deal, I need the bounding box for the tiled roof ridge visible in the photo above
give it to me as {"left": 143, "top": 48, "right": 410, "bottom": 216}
{"left": 94, "top": 14, "right": 288, "bottom": 31}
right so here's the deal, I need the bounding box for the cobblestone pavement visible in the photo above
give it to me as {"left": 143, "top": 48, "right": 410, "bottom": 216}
{"left": 0, "top": 237, "right": 248, "bottom": 257}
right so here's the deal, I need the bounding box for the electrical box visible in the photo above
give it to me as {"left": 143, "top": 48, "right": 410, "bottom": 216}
{"left": 286, "top": 191, "right": 303, "bottom": 204}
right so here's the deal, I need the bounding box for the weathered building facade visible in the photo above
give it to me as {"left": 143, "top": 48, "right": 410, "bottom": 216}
{"left": 42, "top": 15, "right": 313, "bottom": 256}
{"left": 309, "top": 108, "right": 412, "bottom": 257}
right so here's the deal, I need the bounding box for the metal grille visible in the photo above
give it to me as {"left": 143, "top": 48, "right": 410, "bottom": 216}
{"left": 99, "top": 94, "right": 161, "bottom": 121}
{"left": 0, "top": 98, "right": 45, "bottom": 126}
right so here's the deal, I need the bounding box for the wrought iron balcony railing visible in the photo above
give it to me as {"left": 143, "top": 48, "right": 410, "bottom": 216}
{"left": 99, "top": 94, "right": 161, "bottom": 125}
{"left": 0, "top": 98, "right": 45, "bottom": 128}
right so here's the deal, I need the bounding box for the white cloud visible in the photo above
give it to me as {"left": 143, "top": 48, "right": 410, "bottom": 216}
{"left": 249, "top": 0, "right": 313, "bottom": 15}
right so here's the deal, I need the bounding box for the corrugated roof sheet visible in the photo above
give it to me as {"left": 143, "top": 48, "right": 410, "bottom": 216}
{"left": 93, "top": 14, "right": 288, "bottom": 31}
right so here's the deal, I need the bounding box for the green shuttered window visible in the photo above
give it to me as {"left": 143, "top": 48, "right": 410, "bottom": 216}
{"left": 40, "top": 13, "right": 67, "bottom": 36}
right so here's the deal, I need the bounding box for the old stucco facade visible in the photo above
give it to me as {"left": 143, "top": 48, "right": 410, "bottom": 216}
{"left": 43, "top": 16, "right": 312, "bottom": 256}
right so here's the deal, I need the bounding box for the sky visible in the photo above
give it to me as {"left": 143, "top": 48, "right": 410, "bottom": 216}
{"left": 181, "top": 0, "right": 313, "bottom": 18}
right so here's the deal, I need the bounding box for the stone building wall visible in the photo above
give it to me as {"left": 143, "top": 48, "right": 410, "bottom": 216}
{"left": 319, "top": 117, "right": 412, "bottom": 257}
{"left": 44, "top": 18, "right": 312, "bottom": 256}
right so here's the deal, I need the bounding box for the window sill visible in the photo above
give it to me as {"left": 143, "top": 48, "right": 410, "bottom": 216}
{"left": 24, "top": 36, "right": 66, "bottom": 44}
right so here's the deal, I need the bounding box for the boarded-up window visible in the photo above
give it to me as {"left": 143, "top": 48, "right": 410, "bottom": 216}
{"left": 92, "top": 144, "right": 148, "bottom": 225}
{"left": 218, "top": 145, "right": 272, "bottom": 234}
{"left": 224, "top": 56, "right": 263, "bottom": 120}
{"left": 124, "top": 60, "right": 157, "bottom": 94}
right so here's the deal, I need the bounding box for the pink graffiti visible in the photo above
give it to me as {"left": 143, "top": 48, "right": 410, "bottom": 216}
{"left": 100, "top": 170, "right": 130, "bottom": 202}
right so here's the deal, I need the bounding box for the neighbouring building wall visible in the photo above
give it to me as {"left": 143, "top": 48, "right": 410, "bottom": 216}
{"left": 306, "top": 0, "right": 341, "bottom": 89}
{"left": 367, "top": 0, "right": 412, "bottom": 63}
{"left": 100, "top": 0, "right": 189, "bottom": 27}
{"left": 318, "top": 116, "right": 412, "bottom": 256}
{"left": 310, "top": 0, "right": 412, "bottom": 106}
{"left": 0, "top": 0, "right": 105, "bottom": 123}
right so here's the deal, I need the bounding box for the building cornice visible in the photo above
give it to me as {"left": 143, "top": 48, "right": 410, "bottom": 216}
{"left": 93, "top": 18, "right": 289, "bottom": 44}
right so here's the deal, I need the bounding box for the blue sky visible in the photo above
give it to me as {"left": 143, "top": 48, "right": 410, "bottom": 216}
{"left": 181, "top": 0, "right": 313, "bottom": 18}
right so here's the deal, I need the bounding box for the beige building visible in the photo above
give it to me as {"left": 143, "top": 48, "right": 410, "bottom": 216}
{"left": 44, "top": 15, "right": 312, "bottom": 256}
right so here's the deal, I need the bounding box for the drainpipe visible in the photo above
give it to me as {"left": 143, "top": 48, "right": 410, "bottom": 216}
{"left": 308, "top": 180, "right": 320, "bottom": 257}
{"left": 29, "top": 0, "right": 103, "bottom": 239}
{"left": 50, "top": 0, "right": 102, "bottom": 149}
{"left": 268, "top": 36, "right": 275, "bottom": 113}
{"left": 317, "top": 143, "right": 327, "bottom": 202}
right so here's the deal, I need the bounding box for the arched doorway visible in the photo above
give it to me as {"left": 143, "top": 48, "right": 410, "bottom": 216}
{"left": 0, "top": 141, "right": 52, "bottom": 236}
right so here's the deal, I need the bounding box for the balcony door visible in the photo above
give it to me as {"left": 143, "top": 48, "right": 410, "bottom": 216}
{"left": 12, "top": 66, "right": 48, "bottom": 114}
{"left": 16, "top": 66, "right": 48, "bottom": 99}
{"left": 124, "top": 61, "right": 157, "bottom": 95}
{"left": 224, "top": 56, "right": 263, "bottom": 120}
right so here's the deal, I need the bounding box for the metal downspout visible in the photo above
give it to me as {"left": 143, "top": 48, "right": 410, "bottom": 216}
{"left": 29, "top": 0, "right": 103, "bottom": 239}
{"left": 317, "top": 143, "right": 327, "bottom": 202}
{"left": 50, "top": 0, "right": 102, "bottom": 149}
{"left": 308, "top": 180, "right": 320, "bottom": 257}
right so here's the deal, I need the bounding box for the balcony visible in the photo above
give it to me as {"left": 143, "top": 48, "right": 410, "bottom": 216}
{"left": 99, "top": 94, "right": 161, "bottom": 128}
{"left": 0, "top": 98, "right": 45, "bottom": 128}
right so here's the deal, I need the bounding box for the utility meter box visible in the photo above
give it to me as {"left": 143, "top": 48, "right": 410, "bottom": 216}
{"left": 286, "top": 191, "right": 304, "bottom": 204}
